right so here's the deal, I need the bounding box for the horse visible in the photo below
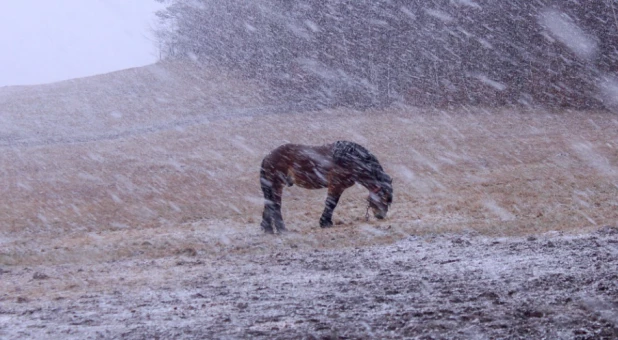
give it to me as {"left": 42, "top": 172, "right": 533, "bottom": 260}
{"left": 259, "top": 140, "right": 393, "bottom": 233}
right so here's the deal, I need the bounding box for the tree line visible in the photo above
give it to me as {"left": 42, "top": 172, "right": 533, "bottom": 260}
{"left": 155, "top": 0, "right": 618, "bottom": 110}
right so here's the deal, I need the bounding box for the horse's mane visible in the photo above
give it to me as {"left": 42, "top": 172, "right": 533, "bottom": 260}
{"left": 332, "top": 141, "right": 386, "bottom": 181}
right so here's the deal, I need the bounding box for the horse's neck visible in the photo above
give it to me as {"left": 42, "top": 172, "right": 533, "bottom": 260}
{"left": 356, "top": 169, "right": 379, "bottom": 190}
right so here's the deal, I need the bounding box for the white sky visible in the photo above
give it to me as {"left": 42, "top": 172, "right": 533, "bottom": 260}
{"left": 0, "top": 0, "right": 164, "bottom": 87}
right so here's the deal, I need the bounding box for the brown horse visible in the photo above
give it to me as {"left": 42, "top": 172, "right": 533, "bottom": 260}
{"left": 260, "top": 141, "right": 393, "bottom": 233}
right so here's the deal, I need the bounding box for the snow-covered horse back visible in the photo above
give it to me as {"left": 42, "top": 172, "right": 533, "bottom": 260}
{"left": 259, "top": 141, "right": 393, "bottom": 233}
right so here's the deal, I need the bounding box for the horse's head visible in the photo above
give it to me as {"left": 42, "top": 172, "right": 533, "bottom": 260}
{"left": 368, "top": 173, "right": 393, "bottom": 220}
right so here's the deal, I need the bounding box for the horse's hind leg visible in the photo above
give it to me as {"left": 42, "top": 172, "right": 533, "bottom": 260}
{"left": 261, "top": 202, "right": 274, "bottom": 234}
{"left": 260, "top": 174, "right": 275, "bottom": 233}
{"left": 271, "top": 184, "right": 286, "bottom": 233}
{"left": 260, "top": 177, "right": 286, "bottom": 233}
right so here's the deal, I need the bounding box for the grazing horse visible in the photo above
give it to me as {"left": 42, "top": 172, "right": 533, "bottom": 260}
{"left": 260, "top": 141, "right": 393, "bottom": 233}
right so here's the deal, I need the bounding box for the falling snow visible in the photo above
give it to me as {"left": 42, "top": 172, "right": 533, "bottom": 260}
{"left": 2, "top": 1, "right": 618, "bottom": 338}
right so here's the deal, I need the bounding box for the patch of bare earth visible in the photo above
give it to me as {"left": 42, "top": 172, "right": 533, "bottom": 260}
{"left": 1, "top": 64, "right": 617, "bottom": 338}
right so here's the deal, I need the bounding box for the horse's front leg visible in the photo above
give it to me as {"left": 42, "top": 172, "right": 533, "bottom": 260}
{"left": 320, "top": 187, "right": 343, "bottom": 228}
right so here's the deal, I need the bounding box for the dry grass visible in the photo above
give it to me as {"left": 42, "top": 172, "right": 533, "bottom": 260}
{"left": 1, "top": 64, "right": 617, "bottom": 270}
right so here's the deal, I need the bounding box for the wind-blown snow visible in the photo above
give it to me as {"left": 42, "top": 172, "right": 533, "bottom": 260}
{"left": 1, "top": 62, "right": 618, "bottom": 339}
{"left": 539, "top": 9, "right": 598, "bottom": 61}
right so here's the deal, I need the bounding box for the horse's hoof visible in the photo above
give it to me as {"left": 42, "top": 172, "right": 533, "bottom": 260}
{"left": 277, "top": 227, "right": 287, "bottom": 234}
{"left": 319, "top": 221, "right": 333, "bottom": 228}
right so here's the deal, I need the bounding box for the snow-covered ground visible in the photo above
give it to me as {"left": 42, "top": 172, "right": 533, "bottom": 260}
{"left": 1, "top": 62, "right": 617, "bottom": 338}
{"left": 1, "top": 228, "right": 618, "bottom": 339}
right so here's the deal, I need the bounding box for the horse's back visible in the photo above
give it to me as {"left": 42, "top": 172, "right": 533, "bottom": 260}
{"left": 262, "top": 143, "right": 302, "bottom": 167}
{"left": 261, "top": 143, "right": 335, "bottom": 189}
{"left": 264, "top": 143, "right": 332, "bottom": 164}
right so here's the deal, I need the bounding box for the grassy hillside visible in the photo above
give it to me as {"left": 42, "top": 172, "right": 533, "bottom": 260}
{"left": 0, "top": 62, "right": 617, "bottom": 267}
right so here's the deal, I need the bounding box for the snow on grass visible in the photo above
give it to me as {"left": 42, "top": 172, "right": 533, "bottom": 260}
{"left": 0, "top": 64, "right": 616, "bottom": 298}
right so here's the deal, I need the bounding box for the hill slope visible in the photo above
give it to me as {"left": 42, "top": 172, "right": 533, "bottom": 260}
{"left": 0, "top": 62, "right": 617, "bottom": 261}
{"left": 0, "top": 61, "right": 268, "bottom": 147}
{"left": 1, "top": 63, "right": 617, "bottom": 338}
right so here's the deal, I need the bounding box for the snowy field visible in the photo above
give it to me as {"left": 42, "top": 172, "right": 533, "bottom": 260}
{"left": 1, "top": 62, "right": 617, "bottom": 338}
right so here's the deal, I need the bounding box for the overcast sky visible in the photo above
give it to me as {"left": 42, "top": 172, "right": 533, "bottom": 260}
{"left": 0, "top": 0, "right": 163, "bottom": 87}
